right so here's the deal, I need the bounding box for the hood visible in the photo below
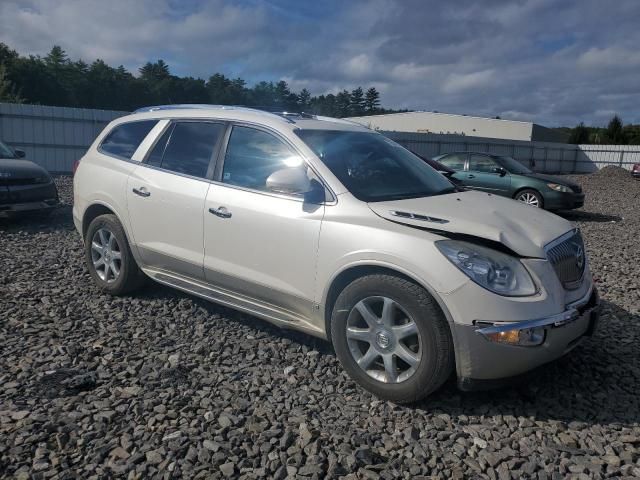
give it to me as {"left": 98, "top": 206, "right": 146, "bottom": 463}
{"left": 523, "top": 172, "right": 581, "bottom": 188}
{"left": 368, "top": 190, "right": 574, "bottom": 258}
{"left": 0, "top": 159, "right": 50, "bottom": 180}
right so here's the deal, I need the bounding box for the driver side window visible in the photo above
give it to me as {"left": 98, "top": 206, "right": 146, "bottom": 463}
{"left": 469, "top": 154, "right": 499, "bottom": 173}
{"left": 222, "top": 126, "right": 306, "bottom": 193}
{"left": 438, "top": 154, "right": 466, "bottom": 170}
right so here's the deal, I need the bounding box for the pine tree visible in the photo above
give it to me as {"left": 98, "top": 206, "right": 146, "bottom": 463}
{"left": 364, "top": 87, "right": 380, "bottom": 113}
{"left": 139, "top": 60, "right": 170, "bottom": 80}
{"left": 605, "top": 115, "right": 627, "bottom": 144}
{"left": 568, "top": 122, "right": 590, "bottom": 144}
{"left": 350, "top": 87, "right": 365, "bottom": 115}
{"left": 0, "top": 63, "right": 23, "bottom": 103}
{"left": 336, "top": 90, "right": 352, "bottom": 117}
{"left": 298, "top": 88, "right": 311, "bottom": 111}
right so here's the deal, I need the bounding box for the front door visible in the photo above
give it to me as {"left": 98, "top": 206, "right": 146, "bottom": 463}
{"left": 203, "top": 125, "right": 324, "bottom": 320}
{"left": 126, "top": 120, "right": 226, "bottom": 279}
{"left": 463, "top": 153, "right": 511, "bottom": 195}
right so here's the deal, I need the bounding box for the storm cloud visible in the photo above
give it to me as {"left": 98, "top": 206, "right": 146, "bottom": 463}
{"left": 1, "top": 0, "right": 639, "bottom": 125}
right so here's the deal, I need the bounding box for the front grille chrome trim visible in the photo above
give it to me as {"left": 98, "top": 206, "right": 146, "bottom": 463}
{"left": 544, "top": 228, "right": 586, "bottom": 290}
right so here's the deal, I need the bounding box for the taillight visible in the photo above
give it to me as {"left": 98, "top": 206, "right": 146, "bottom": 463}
{"left": 72, "top": 158, "right": 81, "bottom": 176}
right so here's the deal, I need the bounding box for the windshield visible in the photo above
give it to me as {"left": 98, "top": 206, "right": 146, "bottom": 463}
{"left": 296, "top": 130, "right": 455, "bottom": 202}
{"left": 0, "top": 140, "right": 15, "bottom": 159}
{"left": 497, "top": 156, "right": 532, "bottom": 174}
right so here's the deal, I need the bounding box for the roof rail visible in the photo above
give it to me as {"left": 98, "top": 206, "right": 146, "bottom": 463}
{"left": 132, "top": 104, "right": 295, "bottom": 123}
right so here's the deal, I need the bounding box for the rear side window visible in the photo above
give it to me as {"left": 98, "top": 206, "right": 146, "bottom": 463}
{"left": 145, "top": 121, "right": 224, "bottom": 179}
{"left": 100, "top": 120, "right": 158, "bottom": 159}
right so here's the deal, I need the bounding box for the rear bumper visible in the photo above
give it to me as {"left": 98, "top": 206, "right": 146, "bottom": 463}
{"left": 454, "top": 287, "right": 600, "bottom": 388}
{"left": 632, "top": 171, "right": 640, "bottom": 178}
{"left": 544, "top": 191, "right": 585, "bottom": 210}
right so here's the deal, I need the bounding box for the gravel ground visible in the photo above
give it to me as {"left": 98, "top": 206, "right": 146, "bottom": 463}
{"left": 1, "top": 168, "right": 639, "bottom": 479}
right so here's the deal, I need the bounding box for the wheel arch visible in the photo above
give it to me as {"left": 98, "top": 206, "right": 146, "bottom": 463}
{"left": 322, "top": 263, "right": 457, "bottom": 344}
{"left": 81, "top": 201, "right": 139, "bottom": 263}
{"left": 82, "top": 202, "right": 116, "bottom": 239}
{"left": 512, "top": 185, "right": 542, "bottom": 199}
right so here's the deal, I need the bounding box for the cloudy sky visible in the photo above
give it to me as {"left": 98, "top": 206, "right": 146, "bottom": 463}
{"left": 1, "top": 0, "right": 639, "bottom": 126}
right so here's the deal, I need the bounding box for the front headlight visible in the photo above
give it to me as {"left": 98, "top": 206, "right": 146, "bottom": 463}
{"left": 436, "top": 240, "right": 537, "bottom": 296}
{"left": 547, "top": 183, "right": 572, "bottom": 193}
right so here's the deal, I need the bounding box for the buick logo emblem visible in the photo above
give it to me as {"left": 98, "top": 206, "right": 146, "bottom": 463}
{"left": 575, "top": 245, "right": 584, "bottom": 269}
{"left": 376, "top": 332, "right": 390, "bottom": 349}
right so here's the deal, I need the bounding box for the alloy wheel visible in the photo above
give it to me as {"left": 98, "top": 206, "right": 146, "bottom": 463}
{"left": 517, "top": 192, "right": 540, "bottom": 207}
{"left": 90, "top": 228, "right": 122, "bottom": 283}
{"left": 346, "top": 296, "right": 422, "bottom": 383}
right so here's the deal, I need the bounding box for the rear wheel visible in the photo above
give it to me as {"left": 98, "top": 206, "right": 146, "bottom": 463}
{"left": 84, "top": 214, "right": 145, "bottom": 295}
{"left": 515, "top": 189, "right": 543, "bottom": 208}
{"left": 330, "top": 274, "right": 454, "bottom": 403}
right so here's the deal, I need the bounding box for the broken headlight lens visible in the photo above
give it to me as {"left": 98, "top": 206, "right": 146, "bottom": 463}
{"left": 436, "top": 240, "right": 537, "bottom": 296}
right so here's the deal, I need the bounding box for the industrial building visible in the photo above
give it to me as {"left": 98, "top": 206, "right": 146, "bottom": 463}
{"left": 345, "top": 111, "right": 569, "bottom": 143}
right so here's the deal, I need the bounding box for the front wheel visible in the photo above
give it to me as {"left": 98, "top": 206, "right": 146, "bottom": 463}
{"left": 84, "top": 214, "right": 145, "bottom": 295}
{"left": 515, "top": 189, "right": 543, "bottom": 208}
{"left": 330, "top": 274, "right": 454, "bottom": 403}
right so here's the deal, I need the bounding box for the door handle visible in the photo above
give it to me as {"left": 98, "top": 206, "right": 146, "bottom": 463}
{"left": 467, "top": 174, "right": 475, "bottom": 179}
{"left": 209, "top": 206, "right": 232, "bottom": 219}
{"left": 132, "top": 187, "right": 151, "bottom": 198}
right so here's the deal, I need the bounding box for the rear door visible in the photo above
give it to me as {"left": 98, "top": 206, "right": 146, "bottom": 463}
{"left": 126, "top": 120, "right": 225, "bottom": 279}
{"left": 462, "top": 153, "right": 511, "bottom": 195}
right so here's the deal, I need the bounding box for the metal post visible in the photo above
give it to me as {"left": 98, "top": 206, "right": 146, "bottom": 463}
{"left": 531, "top": 145, "right": 535, "bottom": 171}
{"left": 573, "top": 148, "right": 578, "bottom": 173}
{"left": 619, "top": 150, "right": 624, "bottom": 167}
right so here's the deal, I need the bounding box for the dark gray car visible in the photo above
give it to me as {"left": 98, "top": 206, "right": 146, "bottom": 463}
{"left": 0, "top": 141, "right": 59, "bottom": 218}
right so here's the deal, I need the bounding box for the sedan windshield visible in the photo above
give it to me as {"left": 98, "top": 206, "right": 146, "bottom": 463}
{"left": 0, "top": 140, "right": 16, "bottom": 159}
{"left": 296, "top": 130, "right": 455, "bottom": 202}
{"left": 497, "top": 156, "right": 532, "bottom": 174}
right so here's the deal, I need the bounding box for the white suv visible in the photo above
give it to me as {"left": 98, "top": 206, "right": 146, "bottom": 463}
{"left": 73, "top": 105, "right": 600, "bottom": 402}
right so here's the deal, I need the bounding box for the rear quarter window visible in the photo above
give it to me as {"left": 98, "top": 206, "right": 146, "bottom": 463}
{"left": 99, "top": 120, "right": 158, "bottom": 159}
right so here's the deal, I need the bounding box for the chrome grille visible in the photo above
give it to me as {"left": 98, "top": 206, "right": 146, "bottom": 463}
{"left": 546, "top": 230, "right": 586, "bottom": 290}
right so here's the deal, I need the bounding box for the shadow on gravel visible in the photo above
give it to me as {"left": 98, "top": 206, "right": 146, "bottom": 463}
{"left": 558, "top": 210, "right": 622, "bottom": 223}
{"left": 134, "top": 281, "right": 640, "bottom": 427}
{"left": 134, "top": 281, "right": 334, "bottom": 355}
{"left": 418, "top": 300, "right": 639, "bottom": 426}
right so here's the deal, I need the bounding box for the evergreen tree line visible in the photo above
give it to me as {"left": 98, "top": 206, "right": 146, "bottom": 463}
{"left": 562, "top": 115, "right": 640, "bottom": 145}
{"left": 0, "top": 43, "right": 402, "bottom": 117}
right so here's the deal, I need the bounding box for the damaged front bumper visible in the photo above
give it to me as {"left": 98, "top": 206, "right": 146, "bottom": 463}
{"left": 454, "top": 286, "right": 600, "bottom": 390}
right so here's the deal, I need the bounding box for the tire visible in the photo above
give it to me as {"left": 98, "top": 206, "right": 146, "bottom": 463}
{"left": 514, "top": 188, "right": 544, "bottom": 208}
{"left": 330, "top": 274, "right": 454, "bottom": 403}
{"left": 84, "top": 214, "right": 145, "bottom": 295}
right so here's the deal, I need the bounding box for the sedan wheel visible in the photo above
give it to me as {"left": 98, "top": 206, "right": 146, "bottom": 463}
{"left": 516, "top": 189, "right": 543, "bottom": 208}
{"left": 346, "top": 296, "right": 421, "bottom": 383}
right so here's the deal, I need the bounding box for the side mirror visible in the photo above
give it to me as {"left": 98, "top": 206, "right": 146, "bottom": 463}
{"left": 266, "top": 167, "right": 311, "bottom": 195}
{"left": 14, "top": 149, "right": 25, "bottom": 159}
{"left": 493, "top": 167, "right": 507, "bottom": 177}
